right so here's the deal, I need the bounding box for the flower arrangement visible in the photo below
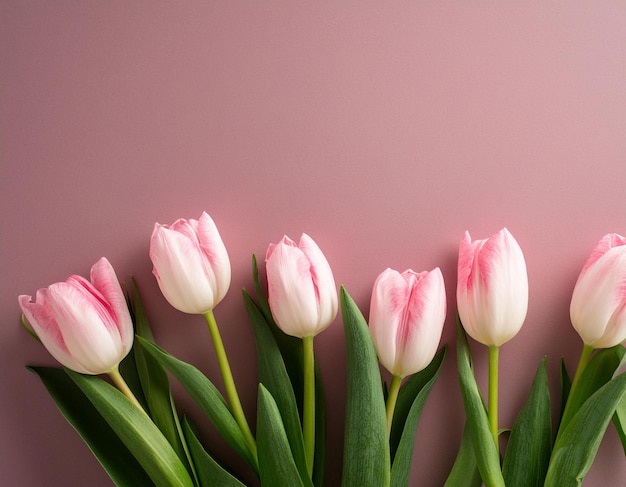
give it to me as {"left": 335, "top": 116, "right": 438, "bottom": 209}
{"left": 19, "top": 213, "right": 626, "bottom": 487}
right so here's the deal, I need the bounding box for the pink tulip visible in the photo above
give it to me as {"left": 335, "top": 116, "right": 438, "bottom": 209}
{"left": 457, "top": 228, "right": 528, "bottom": 347}
{"left": 369, "top": 268, "right": 446, "bottom": 378}
{"left": 150, "top": 212, "right": 231, "bottom": 314}
{"left": 266, "top": 234, "right": 338, "bottom": 338}
{"left": 18, "top": 257, "right": 134, "bottom": 375}
{"left": 570, "top": 233, "right": 626, "bottom": 348}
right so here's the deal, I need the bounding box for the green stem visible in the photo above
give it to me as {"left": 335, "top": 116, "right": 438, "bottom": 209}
{"left": 558, "top": 343, "right": 595, "bottom": 435}
{"left": 569, "top": 343, "right": 594, "bottom": 400}
{"left": 386, "top": 374, "right": 403, "bottom": 435}
{"left": 488, "top": 345, "right": 500, "bottom": 455}
{"left": 303, "top": 335, "right": 315, "bottom": 477}
{"left": 108, "top": 366, "right": 146, "bottom": 414}
{"left": 204, "top": 310, "right": 258, "bottom": 465}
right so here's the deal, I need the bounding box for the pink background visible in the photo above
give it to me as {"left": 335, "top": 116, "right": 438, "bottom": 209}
{"left": 2, "top": 2, "right": 625, "bottom": 485}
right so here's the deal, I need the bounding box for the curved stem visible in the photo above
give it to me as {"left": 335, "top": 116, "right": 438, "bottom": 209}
{"left": 386, "top": 374, "right": 403, "bottom": 436}
{"left": 303, "top": 335, "right": 315, "bottom": 477}
{"left": 108, "top": 366, "right": 146, "bottom": 414}
{"left": 488, "top": 345, "right": 500, "bottom": 455}
{"left": 204, "top": 310, "right": 258, "bottom": 465}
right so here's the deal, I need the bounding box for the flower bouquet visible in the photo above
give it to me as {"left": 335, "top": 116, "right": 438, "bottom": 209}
{"left": 19, "top": 213, "right": 626, "bottom": 486}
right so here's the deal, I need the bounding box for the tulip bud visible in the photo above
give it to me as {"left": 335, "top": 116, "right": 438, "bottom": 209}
{"left": 150, "top": 212, "right": 231, "bottom": 314}
{"left": 369, "top": 268, "right": 446, "bottom": 378}
{"left": 18, "top": 257, "right": 134, "bottom": 375}
{"left": 266, "top": 233, "right": 338, "bottom": 338}
{"left": 457, "top": 228, "right": 528, "bottom": 347}
{"left": 570, "top": 233, "right": 626, "bottom": 348}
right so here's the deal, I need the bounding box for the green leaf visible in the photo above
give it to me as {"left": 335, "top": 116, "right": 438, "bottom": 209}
{"left": 455, "top": 318, "right": 505, "bottom": 487}
{"left": 182, "top": 417, "right": 246, "bottom": 487}
{"left": 243, "top": 289, "right": 310, "bottom": 483}
{"left": 67, "top": 370, "right": 194, "bottom": 487}
{"left": 28, "top": 366, "right": 153, "bottom": 487}
{"left": 443, "top": 423, "right": 482, "bottom": 487}
{"left": 257, "top": 384, "right": 308, "bottom": 487}
{"left": 129, "top": 281, "right": 195, "bottom": 479}
{"left": 136, "top": 336, "right": 257, "bottom": 471}
{"left": 389, "top": 347, "right": 446, "bottom": 462}
{"left": 545, "top": 370, "right": 626, "bottom": 486}
{"left": 501, "top": 357, "right": 551, "bottom": 487}
{"left": 559, "top": 345, "right": 624, "bottom": 433}
{"left": 613, "top": 351, "right": 626, "bottom": 455}
{"left": 389, "top": 348, "right": 446, "bottom": 487}
{"left": 312, "top": 365, "right": 327, "bottom": 487}
{"left": 340, "top": 287, "right": 390, "bottom": 487}
{"left": 615, "top": 397, "right": 626, "bottom": 456}
{"left": 558, "top": 358, "right": 571, "bottom": 432}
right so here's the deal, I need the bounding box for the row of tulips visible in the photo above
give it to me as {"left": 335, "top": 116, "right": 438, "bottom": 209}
{"left": 19, "top": 213, "right": 626, "bottom": 486}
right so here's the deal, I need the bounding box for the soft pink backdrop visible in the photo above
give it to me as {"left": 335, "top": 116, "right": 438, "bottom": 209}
{"left": 2, "top": 2, "right": 625, "bottom": 485}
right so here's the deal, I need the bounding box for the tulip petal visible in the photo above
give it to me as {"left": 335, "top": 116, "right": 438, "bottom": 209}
{"left": 369, "top": 269, "right": 404, "bottom": 375}
{"left": 196, "top": 212, "right": 231, "bottom": 302}
{"left": 151, "top": 225, "right": 217, "bottom": 314}
{"left": 90, "top": 258, "right": 134, "bottom": 353}
{"left": 19, "top": 293, "right": 88, "bottom": 373}
{"left": 298, "top": 234, "right": 338, "bottom": 328}
{"left": 580, "top": 234, "right": 626, "bottom": 276}
{"left": 399, "top": 269, "right": 446, "bottom": 376}
{"left": 47, "top": 282, "right": 125, "bottom": 374}
{"left": 267, "top": 241, "right": 319, "bottom": 337}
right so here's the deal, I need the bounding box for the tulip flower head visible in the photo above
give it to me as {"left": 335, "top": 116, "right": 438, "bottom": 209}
{"left": 570, "top": 233, "right": 626, "bottom": 349}
{"left": 369, "top": 268, "right": 446, "bottom": 378}
{"left": 18, "top": 257, "right": 134, "bottom": 375}
{"left": 457, "top": 228, "right": 528, "bottom": 347}
{"left": 150, "top": 212, "right": 231, "bottom": 314}
{"left": 266, "top": 233, "right": 338, "bottom": 338}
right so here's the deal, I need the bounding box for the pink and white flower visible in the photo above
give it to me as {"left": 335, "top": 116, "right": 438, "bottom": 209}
{"left": 19, "top": 257, "right": 133, "bottom": 375}
{"left": 570, "top": 233, "right": 626, "bottom": 348}
{"left": 457, "top": 228, "right": 528, "bottom": 347}
{"left": 369, "top": 268, "right": 446, "bottom": 378}
{"left": 266, "top": 234, "right": 338, "bottom": 338}
{"left": 150, "top": 212, "right": 231, "bottom": 314}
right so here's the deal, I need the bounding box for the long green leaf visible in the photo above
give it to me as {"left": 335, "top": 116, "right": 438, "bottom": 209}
{"left": 545, "top": 370, "right": 626, "bottom": 486}
{"left": 559, "top": 345, "right": 624, "bottom": 433}
{"left": 389, "top": 348, "right": 446, "bottom": 487}
{"left": 558, "top": 358, "right": 571, "bottom": 433}
{"left": 312, "top": 363, "right": 327, "bottom": 487}
{"left": 137, "top": 337, "right": 257, "bottom": 471}
{"left": 182, "top": 418, "right": 246, "bottom": 487}
{"left": 67, "top": 370, "right": 194, "bottom": 487}
{"left": 443, "top": 423, "right": 482, "bottom": 487}
{"left": 29, "top": 366, "right": 153, "bottom": 487}
{"left": 613, "top": 351, "right": 626, "bottom": 455}
{"left": 257, "top": 385, "right": 306, "bottom": 487}
{"left": 501, "top": 357, "right": 551, "bottom": 487}
{"left": 389, "top": 347, "right": 446, "bottom": 461}
{"left": 455, "top": 319, "right": 504, "bottom": 487}
{"left": 614, "top": 395, "right": 626, "bottom": 456}
{"left": 243, "top": 289, "right": 310, "bottom": 484}
{"left": 340, "top": 287, "right": 390, "bottom": 487}
{"left": 129, "top": 281, "right": 194, "bottom": 476}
